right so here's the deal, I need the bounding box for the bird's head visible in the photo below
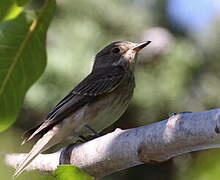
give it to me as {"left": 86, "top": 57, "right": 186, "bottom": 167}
{"left": 93, "top": 41, "right": 151, "bottom": 71}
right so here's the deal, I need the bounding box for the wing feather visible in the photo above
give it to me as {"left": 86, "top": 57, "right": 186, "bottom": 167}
{"left": 72, "top": 66, "right": 125, "bottom": 96}
{"left": 23, "top": 66, "right": 126, "bottom": 143}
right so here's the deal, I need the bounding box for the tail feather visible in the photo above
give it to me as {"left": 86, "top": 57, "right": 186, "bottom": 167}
{"left": 13, "top": 130, "right": 55, "bottom": 178}
{"left": 21, "top": 124, "right": 42, "bottom": 145}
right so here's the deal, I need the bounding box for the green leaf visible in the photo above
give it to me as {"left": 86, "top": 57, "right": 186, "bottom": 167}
{"left": 0, "top": 0, "right": 24, "bottom": 21}
{"left": 55, "top": 165, "right": 95, "bottom": 180}
{"left": 0, "top": 0, "right": 56, "bottom": 131}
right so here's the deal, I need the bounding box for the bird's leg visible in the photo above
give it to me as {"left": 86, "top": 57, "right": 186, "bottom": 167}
{"left": 84, "top": 124, "right": 99, "bottom": 135}
{"left": 78, "top": 124, "right": 102, "bottom": 142}
{"left": 75, "top": 139, "right": 85, "bottom": 143}
{"left": 78, "top": 135, "right": 87, "bottom": 142}
{"left": 78, "top": 134, "right": 100, "bottom": 142}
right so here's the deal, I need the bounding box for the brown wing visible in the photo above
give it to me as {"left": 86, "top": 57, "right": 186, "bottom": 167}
{"left": 72, "top": 66, "right": 125, "bottom": 96}
{"left": 22, "top": 66, "right": 125, "bottom": 143}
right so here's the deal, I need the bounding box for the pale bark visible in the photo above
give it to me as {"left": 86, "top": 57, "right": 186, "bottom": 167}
{"left": 5, "top": 108, "right": 220, "bottom": 179}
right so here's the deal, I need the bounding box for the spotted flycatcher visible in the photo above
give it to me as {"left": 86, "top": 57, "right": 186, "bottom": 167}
{"left": 14, "top": 40, "right": 151, "bottom": 177}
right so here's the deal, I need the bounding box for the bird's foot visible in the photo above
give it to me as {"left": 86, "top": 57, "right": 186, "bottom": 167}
{"left": 79, "top": 133, "right": 102, "bottom": 142}
{"left": 84, "top": 124, "right": 99, "bottom": 135}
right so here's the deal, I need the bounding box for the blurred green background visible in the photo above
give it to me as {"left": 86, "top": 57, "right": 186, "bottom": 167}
{"left": 1, "top": 0, "right": 220, "bottom": 179}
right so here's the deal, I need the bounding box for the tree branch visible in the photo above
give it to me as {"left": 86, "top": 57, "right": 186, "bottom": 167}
{"left": 5, "top": 108, "right": 220, "bottom": 179}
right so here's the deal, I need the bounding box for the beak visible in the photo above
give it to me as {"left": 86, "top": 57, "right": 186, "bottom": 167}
{"left": 133, "top": 41, "right": 151, "bottom": 52}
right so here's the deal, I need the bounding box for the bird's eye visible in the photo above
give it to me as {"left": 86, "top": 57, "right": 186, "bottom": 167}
{"left": 112, "top": 47, "right": 120, "bottom": 54}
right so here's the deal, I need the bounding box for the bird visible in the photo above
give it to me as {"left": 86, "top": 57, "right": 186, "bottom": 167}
{"left": 14, "top": 40, "right": 151, "bottom": 177}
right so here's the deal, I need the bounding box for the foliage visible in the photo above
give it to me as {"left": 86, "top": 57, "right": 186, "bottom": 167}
{"left": 55, "top": 165, "right": 95, "bottom": 180}
{"left": 0, "top": 0, "right": 55, "bottom": 131}
{"left": 0, "top": 0, "right": 24, "bottom": 21}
